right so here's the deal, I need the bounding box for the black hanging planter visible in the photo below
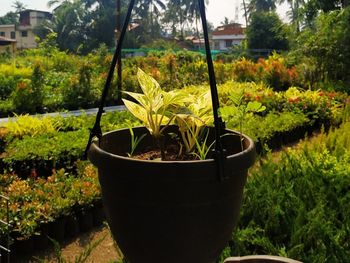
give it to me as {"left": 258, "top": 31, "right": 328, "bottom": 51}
{"left": 86, "top": 0, "right": 256, "bottom": 262}
{"left": 88, "top": 127, "right": 255, "bottom": 263}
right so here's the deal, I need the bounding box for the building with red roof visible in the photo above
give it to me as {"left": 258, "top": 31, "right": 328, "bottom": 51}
{"left": 212, "top": 23, "right": 246, "bottom": 50}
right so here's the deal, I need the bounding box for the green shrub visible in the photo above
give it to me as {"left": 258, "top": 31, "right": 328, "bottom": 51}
{"left": 2, "top": 129, "right": 89, "bottom": 177}
{"left": 223, "top": 121, "right": 350, "bottom": 262}
{"left": 0, "top": 64, "right": 32, "bottom": 101}
{"left": 11, "top": 63, "right": 45, "bottom": 113}
{"left": 62, "top": 62, "right": 95, "bottom": 109}
{"left": 3, "top": 114, "right": 60, "bottom": 139}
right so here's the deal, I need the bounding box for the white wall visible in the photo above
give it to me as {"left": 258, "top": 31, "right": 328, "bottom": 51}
{"left": 212, "top": 34, "right": 245, "bottom": 50}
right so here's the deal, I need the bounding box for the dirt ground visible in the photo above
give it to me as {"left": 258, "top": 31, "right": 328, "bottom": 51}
{"left": 13, "top": 225, "right": 122, "bottom": 263}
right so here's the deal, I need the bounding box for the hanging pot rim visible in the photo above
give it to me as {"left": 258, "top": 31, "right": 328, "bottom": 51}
{"left": 88, "top": 126, "right": 255, "bottom": 166}
{"left": 88, "top": 126, "right": 256, "bottom": 175}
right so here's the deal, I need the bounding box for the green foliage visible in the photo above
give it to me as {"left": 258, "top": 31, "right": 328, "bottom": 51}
{"left": 0, "top": 11, "right": 18, "bottom": 24}
{"left": 2, "top": 129, "right": 89, "bottom": 176}
{"left": 174, "top": 91, "right": 213, "bottom": 154}
{"left": 62, "top": 62, "right": 95, "bottom": 109}
{"left": 0, "top": 64, "right": 32, "bottom": 100}
{"left": 127, "top": 126, "right": 146, "bottom": 157}
{"left": 191, "top": 128, "right": 215, "bottom": 160}
{"left": 3, "top": 114, "right": 60, "bottom": 138}
{"left": 223, "top": 121, "right": 350, "bottom": 262}
{"left": 247, "top": 11, "right": 289, "bottom": 51}
{"left": 11, "top": 63, "right": 45, "bottom": 113}
{"left": 122, "top": 68, "right": 184, "bottom": 139}
{"left": 221, "top": 89, "right": 266, "bottom": 149}
{"left": 293, "top": 7, "right": 350, "bottom": 90}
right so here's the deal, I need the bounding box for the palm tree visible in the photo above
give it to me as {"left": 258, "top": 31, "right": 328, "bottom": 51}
{"left": 135, "top": 0, "right": 166, "bottom": 38}
{"left": 278, "top": 0, "right": 305, "bottom": 32}
{"left": 242, "top": 0, "right": 248, "bottom": 26}
{"left": 247, "top": 0, "right": 277, "bottom": 16}
{"left": 12, "top": 0, "right": 26, "bottom": 12}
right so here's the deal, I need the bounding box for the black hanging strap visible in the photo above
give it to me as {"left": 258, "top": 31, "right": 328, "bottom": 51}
{"left": 85, "top": 0, "right": 227, "bottom": 181}
{"left": 198, "top": 0, "right": 227, "bottom": 181}
{"left": 84, "top": 0, "right": 135, "bottom": 158}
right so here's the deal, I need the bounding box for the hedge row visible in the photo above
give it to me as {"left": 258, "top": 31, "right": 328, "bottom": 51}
{"left": 0, "top": 162, "right": 102, "bottom": 249}
{"left": 0, "top": 49, "right": 308, "bottom": 116}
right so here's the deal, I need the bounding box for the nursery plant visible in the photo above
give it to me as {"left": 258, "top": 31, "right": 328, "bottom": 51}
{"left": 122, "top": 68, "right": 186, "bottom": 159}
{"left": 122, "top": 68, "right": 214, "bottom": 160}
{"left": 86, "top": 1, "right": 256, "bottom": 263}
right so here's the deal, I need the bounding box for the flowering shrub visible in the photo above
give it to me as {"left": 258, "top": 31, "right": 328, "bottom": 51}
{"left": 0, "top": 49, "right": 338, "bottom": 116}
{"left": 232, "top": 58, "right": 257, "bottom": 82}
{"left": 257, "top": 54, "right": 300, "bottom": 91}
{"left": 0, "top": 162, "right": 101, "bottom": 240}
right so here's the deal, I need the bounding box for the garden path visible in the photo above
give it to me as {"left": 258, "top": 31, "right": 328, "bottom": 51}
{"left": 14, "top": 225, "right": 122, "bottom": 263}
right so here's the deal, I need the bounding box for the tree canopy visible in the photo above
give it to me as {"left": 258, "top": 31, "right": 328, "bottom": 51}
{"left": 246, "top": 11, "right": 289, "bottom": 51}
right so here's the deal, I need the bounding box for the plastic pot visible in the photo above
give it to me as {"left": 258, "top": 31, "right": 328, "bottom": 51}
{"left": 88, "top": 126, "right": 255, "bottom": 263}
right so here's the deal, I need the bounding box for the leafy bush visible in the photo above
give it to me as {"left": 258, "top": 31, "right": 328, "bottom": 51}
{"left": 62, "top": 62, "right": 96, "bottom": 109}
{"left": 3, "top": 114, "right": 60, "bottom": 139}
{"left": 11, "top": 63, "right": 45, "bottom": 113}
{"left": 0, "top": 64, "right": 32, "bottom": 100}
{"left": 2, "top": 129, "right": 89, "bottom": 177}
{"left": 222, "top": 121, "right": 350, "bottom": 262}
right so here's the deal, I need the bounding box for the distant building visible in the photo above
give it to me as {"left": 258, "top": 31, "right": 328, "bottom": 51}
{"left": 212, "top": 23, "right": 245, "bottom": 50}
{"left": 185, "top": 36, "right": 205, "bottom": 50}
{"left": 0, "top": 9, "right": 52, "bottom": 49}
{"left": 0, "top": 36, "right": 17, "bottom": 53}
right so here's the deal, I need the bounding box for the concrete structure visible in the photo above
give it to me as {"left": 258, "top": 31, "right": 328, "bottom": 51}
{"left": 185, "top": 36, "right": 205, "bottom": 50}
{"left": 212, "top": 23, "right": 245, "bottom": 50}
{"left": 0, "top": 10, "right": 51, "bottom": 49}
{"left": 0, "top": 36, "right": 17, "bottom": 53}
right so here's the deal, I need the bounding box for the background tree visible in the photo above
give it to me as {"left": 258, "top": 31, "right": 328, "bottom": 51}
{"left": 301, "top": 0, "right": 349, "bottom": 27}
{"left": 248, "top": 0, "right": 277, "bottom": 15}
{"left": 246, "top": 11, "right": 289, "bottom": 51}
{"left": 134, "top": 0, "right": 166, "bottom": 40}
{"left": 46, "top": 0, "right": 91, "bottom": 52}
{"left": 221, "top": 17, "right": 233, "bottom": 25}
{"left": 0, "top": 1, "right": 26, "bottom": 25}
{"left": 278, "top": 0, "right": 305, "bottom": 32}
{"left": 12, "top": 0, "right": 26, "bottom": 12}
{"left": 0, "top": 12, "right": 18, "bottom": 25}
{"left": 292, "top": 7, "right": 350, "bottom": 87}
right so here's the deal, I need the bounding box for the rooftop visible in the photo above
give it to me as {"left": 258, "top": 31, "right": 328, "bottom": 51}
{"left": 0, "top": 36, "right": 17, "bottom": 46}
{"left": 212, "top": 23, "right": 245, "bottom": 36}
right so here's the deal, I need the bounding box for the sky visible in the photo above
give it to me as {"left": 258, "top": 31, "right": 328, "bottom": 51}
{"left": 0, "top": 0, "right": 290, "bottom": 27}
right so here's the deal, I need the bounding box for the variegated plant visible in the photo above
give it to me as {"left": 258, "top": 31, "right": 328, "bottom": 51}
{"left": 122, "top": 68, "right": 186, "bottom": 159}
{"left": 174, "top": 91, "right": 213, "bottom": 154}
{"left": 122, "top": 68, "right": 185, "bottom": 140}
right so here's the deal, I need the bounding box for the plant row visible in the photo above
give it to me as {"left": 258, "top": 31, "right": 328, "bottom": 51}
{"left": 0, "top": 162, "right": 102, "bottom": 252}
{"left": 0, "top": 47, "right": 319, "bottom": 116}
{"left": 0, "top": 80, "right": 347, "bottom": 177}
{"left": 219, "top": 120, "right": 350, "bottom": 263}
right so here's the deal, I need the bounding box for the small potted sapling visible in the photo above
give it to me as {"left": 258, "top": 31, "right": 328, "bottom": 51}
{"left": 88, "top": 69, "right": 256, "bottom": 263}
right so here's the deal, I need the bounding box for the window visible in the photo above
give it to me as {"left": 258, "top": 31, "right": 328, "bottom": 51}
{"left": 214, "top": 41, "right": 220, "bottom": 50}
{"left": 225, "top": 40, "right": 232, "bottom": 47}
{"left": 10, "top": 31, "right": 16, "bottom": 39}
{"left": 21, "top": 31, "right": 28, "bottom": 37}
{"left": 0, "top": 32, "right": 5, "bottom": 37}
